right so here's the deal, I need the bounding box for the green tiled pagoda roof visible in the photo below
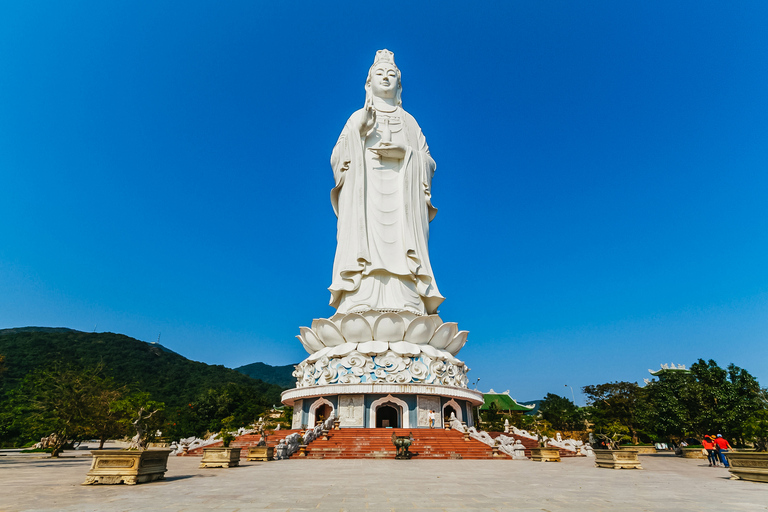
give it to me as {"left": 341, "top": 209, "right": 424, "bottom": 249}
{"left": 480, "top": 391, "right": 535, "bottom": 412}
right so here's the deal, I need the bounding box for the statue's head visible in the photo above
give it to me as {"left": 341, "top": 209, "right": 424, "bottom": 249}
{"left": 365, "top": 49, "right": 402, "bottom": 106}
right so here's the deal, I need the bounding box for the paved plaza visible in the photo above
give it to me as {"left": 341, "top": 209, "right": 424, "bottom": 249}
{"left": 2, "top": 450, "right": 768, "bottom": 512}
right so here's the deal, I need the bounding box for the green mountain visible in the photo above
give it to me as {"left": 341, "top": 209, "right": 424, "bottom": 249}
{"left": 234, "top": 361, "right": 296, "bottom": 388}
{"left": 0, "top": 327, "right": 286, "bottom": 408}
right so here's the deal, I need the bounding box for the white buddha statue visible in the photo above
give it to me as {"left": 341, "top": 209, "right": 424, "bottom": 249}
{"left": 329, "top": 50, "right": 444, "bottom": 316}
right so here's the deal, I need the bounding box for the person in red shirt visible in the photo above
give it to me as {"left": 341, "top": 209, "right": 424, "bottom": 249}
{"left": 714, "top": 434, "right": 732, "bottom": 468}
{"left": 702, "top": 436, "right": 718, "bottom": 466}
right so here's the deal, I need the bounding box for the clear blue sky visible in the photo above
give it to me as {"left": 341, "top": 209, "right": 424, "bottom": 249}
{"left": 2, "top": 1, "right": 767, "bottom": 404}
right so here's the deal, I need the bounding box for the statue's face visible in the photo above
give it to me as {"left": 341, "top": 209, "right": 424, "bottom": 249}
{"left": 370, "top": 63, "right": 399, "bottom": 99}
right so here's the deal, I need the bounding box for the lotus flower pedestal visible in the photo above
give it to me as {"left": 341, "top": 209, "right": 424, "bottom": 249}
{"left": 282, "top": 311, "right": 483, "bottom": 429}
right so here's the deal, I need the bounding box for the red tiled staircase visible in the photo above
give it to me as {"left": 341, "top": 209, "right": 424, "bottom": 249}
{"left": 294, "top": 428, "right": 507, "bottom": 459}
{"left": 186, "top": 428, "right": 580, "bottom": 459}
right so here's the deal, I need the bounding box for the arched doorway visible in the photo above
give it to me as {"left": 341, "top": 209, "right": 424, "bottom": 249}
{"left": 443, "top": 399, "right": 463, "bottom": 424}
{"left": 376, "top": 404, "right": 400, "bottom": 428}
{"left": 316, "top": 404, "right": 332, "bottom": 425}
{"left": 444, "top": 405, "right": 456, "bottom": 424}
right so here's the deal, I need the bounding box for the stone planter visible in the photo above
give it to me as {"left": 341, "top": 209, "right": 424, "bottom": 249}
{"left": 200, "top": 446, "right": 240, "bottom": 468}
{"left": 247, "top": 446, "right": 274, "bottom": 461}
{"left": 530, "top": 447, "right": 561, "bottom": 462}
{"left": 83, "top": 449, "right": 171, "bottom": 485}
{"left": 680, "top": 447, "right": 707, "bottom": 459}
{"left": 594, "top": 449, "right": 642, "bottom": 469}
{"left": 621, "top": 445, "right": 657, "bottom": 454}
{"left": 726, "top": 452, "right": 768, "bottom": 483}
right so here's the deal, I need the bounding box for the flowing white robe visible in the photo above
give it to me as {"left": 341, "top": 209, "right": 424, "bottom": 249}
{"left": 329, "top": 107, "right": 444, "bottom": 315}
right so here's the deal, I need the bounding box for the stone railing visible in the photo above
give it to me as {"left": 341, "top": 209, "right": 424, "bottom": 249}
{"left": 507, "top": 425, "right": 588, "bottom": 455}
{"left": 448, "top": 415, "right": 527, "bottom": 459}
{"left": 448, "top": 417, "right": 592, "bottom": 458}
{"left": 275, "top": 415, "right": 335, "bottom": 460}
{"left": 170, "top": 426, "right": 254, "bottom": 456}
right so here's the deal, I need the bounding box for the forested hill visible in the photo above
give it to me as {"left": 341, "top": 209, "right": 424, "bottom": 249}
{"left": 0, "top": 328, "right": 286, "bottom": 408}
{"left": 235, "top": 362, "right": 295, "bottom": 388}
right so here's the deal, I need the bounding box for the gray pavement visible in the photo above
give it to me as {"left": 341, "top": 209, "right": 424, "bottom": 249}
{"left": 1, "top": 452, "right": 767, "bottom": 511}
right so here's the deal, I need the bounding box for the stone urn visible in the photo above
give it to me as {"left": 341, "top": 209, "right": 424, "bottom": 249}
{"left": 530, "top": 447, "right": 561, "bottom": 462}
{"left": 247, "top": 445, "right": 274, "bottom": 461}
{"left": 726, "top": 452, "right": 768, "bottom": 483}
{"left": 680, "top": 447, "right": 707, "bottom": 459}
{"left": 594, "top": 449, "right": 643, "bottom": 469}
{"left": 200, "top": 446, "right": 241, "bottom": 468}
{"left": 83, "top": 449, "right": 171, "bottom": 485}
{"left": 621, "top": 445, "right": 657, "bottom": 454}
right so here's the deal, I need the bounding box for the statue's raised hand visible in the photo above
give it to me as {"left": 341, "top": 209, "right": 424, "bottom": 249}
{"left": 360, "top": 98, "right": 376, "bottom": 136}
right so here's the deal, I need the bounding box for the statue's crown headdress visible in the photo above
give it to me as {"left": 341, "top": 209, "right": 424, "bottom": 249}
{"left": 373, "top": 49, "right": 397, "bottom": 68}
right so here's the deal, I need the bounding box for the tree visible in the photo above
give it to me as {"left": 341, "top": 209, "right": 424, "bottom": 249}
{"left": 582, "top": 381, "right": 645, "bottom": 444}
{"left": 594, "top": 422, "right": 631, "bottom": 449}
{"left": 744, "top": 409, "right": 768, "bottom": 452}
{"left": 10, "top": 365, "right": 127, "bottom": 456}
{"left": 642, "top": 369, "right": 695, "bottom": 441}
{"left": 539, "top": 393, "right": 583, "bottom": 431}
{"left": 168, "top": 382, "right": 270, "bottom": 439}
{"left": 113, "top": 392, "right": 165, "bottom": 450}
{"left": 682, "top": 360, "right": 762, "bottom": 442}
{"left": 641, "top": 359, "right": 765, "bottom": 445}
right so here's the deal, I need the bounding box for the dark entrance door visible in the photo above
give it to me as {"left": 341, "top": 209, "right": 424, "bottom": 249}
{"left": 444, "top": 405, "right": 456, "bottom": 424}
{"left": 316, "top": 404, "right": 332, "bottom": 425}
{"left": 376, "top": 404, "right": 399, "bottom": 428}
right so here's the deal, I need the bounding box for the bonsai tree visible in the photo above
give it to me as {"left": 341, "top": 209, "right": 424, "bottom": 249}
{"left": 254, "top": 417, "right": 272, "bottom": 447}
{"left": 219, "top": 415, "right": 237, "bottom": 448}
{"left": 595, "top": 422, "right": 631, "bottom": 450}
{"left": 114, "top": 392, "right": 164, "bottom": 450}
{"left": 524, "top": 416, "right": 554, "bottom": 447}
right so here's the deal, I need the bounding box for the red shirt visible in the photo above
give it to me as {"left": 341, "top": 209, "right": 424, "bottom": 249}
{"left": 702, "top": 439, "right": 715, "bottom": 449}
{"left": 714, "top": 438, "right": 729, "bottom": 450}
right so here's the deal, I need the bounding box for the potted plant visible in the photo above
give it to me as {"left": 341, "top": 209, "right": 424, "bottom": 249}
{"left": 201, "top": 416, "right": 241, "bottom": 468}
{"left": 725, "top": 404, "right": 768, "bottom": 483}
{"left": 83, "top": 394, "right": 170, "bottom": 485}
{"left": 620, "top": 441, "right": 657, "bottom": 455}
{"left": 593, "top": 422, "right": 642, "bottom": 469}
{"left": 527, "top": 418, "right": 560, "bottom": 462}
{"left": 247, "top": 418, "right": 274, "bottom": 461}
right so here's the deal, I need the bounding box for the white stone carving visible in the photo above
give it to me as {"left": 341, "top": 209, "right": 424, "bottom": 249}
{"left": 292, "top": 349, "right": 469, "bottom": 388}
{"left": 295, "top": 311, "right": 469, "bottom": 357}
{"left": 290, "top": 49, "right": 471, "bottom": 382}
{"left": 328, "top": 49, "right": 442, "bottom": 316}
{"left": 291, "top": 400, "right": 303, "bottom": 429}
{"left": 338, "top": 395, "right": 365, "bottom": 427}
{"left": 284, "top": 50, "right": 481, "bottom": 421}
{"left": 417, "top": 395, "right": 441, "bottom": 427}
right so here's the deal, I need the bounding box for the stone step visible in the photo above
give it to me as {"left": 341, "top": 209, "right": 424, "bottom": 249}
{"left": 292, "top": 428, "right": 506, "bottom": 460}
